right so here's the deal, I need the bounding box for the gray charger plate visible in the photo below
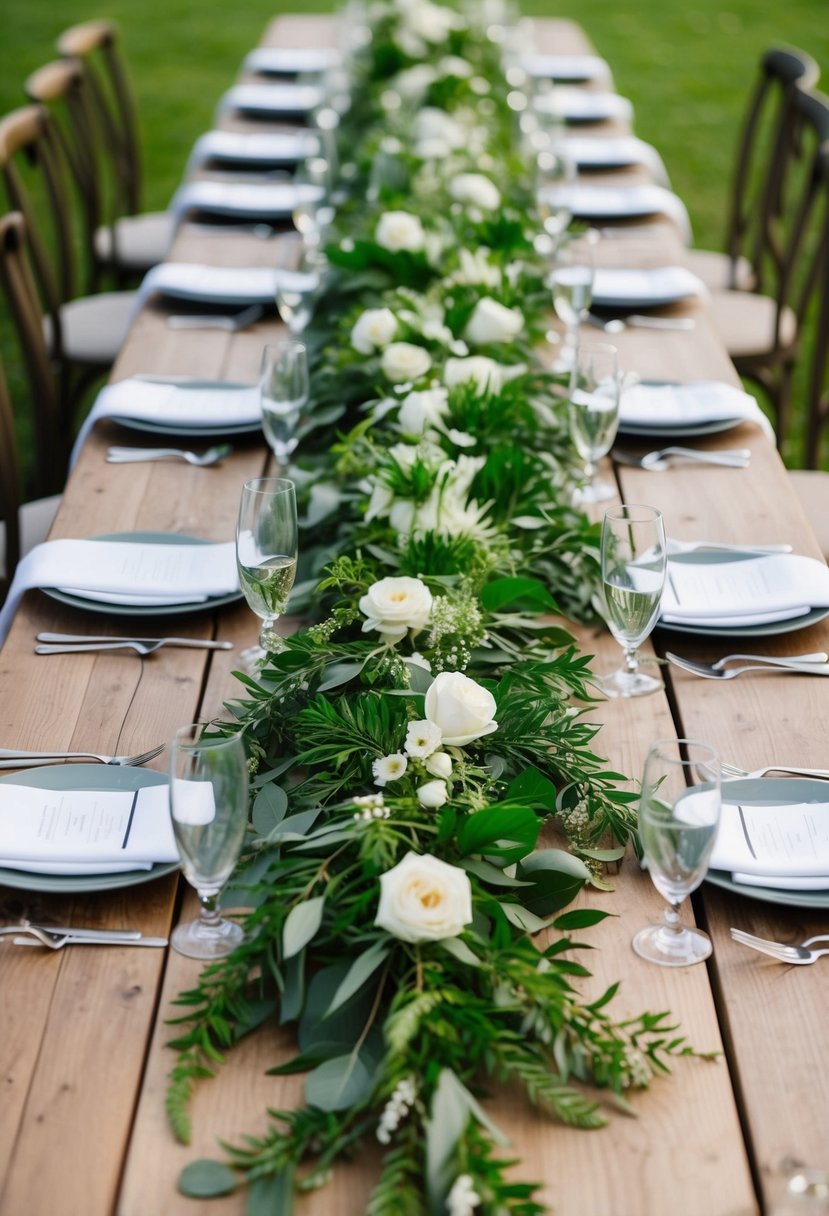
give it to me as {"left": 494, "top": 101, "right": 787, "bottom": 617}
{"left": 706, "top": 777, "right": 829, "bottom": 909}
{"left": 43, "top": 532, "right": 242, "bottom": 618}
{"left": 0, "top": 764, "right": 177, "bottom": 894}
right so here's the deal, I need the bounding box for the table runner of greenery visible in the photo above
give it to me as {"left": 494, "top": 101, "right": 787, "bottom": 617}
{"left": 167, "top": 4, "right": 697, "bottom": 1210}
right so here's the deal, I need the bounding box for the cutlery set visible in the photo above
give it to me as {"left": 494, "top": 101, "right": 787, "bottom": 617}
{"left": 0, "top": 922, "right": 167, "bottom": 949}
{"left": 666, "top": 651, "right": 829, "bottom": 680}
{"left": 106, "top": 443, "right": 233, "bottom": 466}
{"left": 33, "top": 633, "right": 233, "bottom": 657}
{"left": 730, "top": 928, "right": 829, "bottom": 965}
{"left": 614, "top": 446, "right": 750, "bottom": 471}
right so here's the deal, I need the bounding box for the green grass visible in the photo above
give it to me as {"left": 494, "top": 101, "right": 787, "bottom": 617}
{"left": 1, "top": 0, "right": 828, "bottom": 478}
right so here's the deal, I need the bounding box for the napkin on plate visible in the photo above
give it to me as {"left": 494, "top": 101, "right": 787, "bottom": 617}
{"left": 619, "top": 381, "right": 775, "bottom": 441}
{"left": 541, "top": 183, "right": 692, "bottom": 242}
{"left": 535, "top": 88, "right": 633, "bottom": 125}
{"left": 216, "top": 82, "right": 323, "bottom": 118}
{"left": 551, "top": 135, "right": 669, "bottom": 185}
{"left": 711, "top": 796, "right": 829, "bottom": 889}
{"left": 0, "top": 781, "right": 177, "bottom": 875}
{"left": 592, "top": 266, "right": 706, "bottom": 308}
{"left": 660, "top": 553, "right": 829, "bottom": 628}
{"left": 242, "top": 46, "right": 338, "bottom": 76}
{"left": 186, "top": 129, "right": 319, "bottom": 173}
{"left": 0, "top": 537, "right": 239, "bottom": 645}
{"left": 522, "top": 53, "right": 613, "bottom": 86}
{"left": 170, "top": 180, "right": 322, "bottom": 224}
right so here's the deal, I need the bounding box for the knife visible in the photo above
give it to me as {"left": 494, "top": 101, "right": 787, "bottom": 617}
{"left": 36, "top": 634, "right": 233, "bottom": 649}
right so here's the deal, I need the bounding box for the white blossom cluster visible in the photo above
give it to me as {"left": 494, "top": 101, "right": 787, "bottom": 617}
{"left": 446, "top": 1173, "right": 482, "bottom": 1216}
{"left": 376, "top": 1075, "right": 418, "bottom": 1144}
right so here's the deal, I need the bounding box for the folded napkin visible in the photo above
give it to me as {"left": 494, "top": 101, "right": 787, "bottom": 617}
{"left": 542, "top": 183, "right": 692, "bottom": 243}
{"left": 0, "top": 782, "right": 177, "bottom": 875}
{"left": 592, "top": 266, "right": 706, "bottom": 308}
{"left": 170, "top": 180, "right": 323, "bottom": 224}
{"left": 711, "top": 796, "right": 829, "bottom": 886}
{"left": 523, "top": 53, "right": 613, "bottom": 86}
{"left": 243, "top": 46, "right": 338, "bottom": 76}
{"left": 216, "top": 82, "right": 323, "bottom": 118}
{"left": 186, "top": 129, "right": 319, "bottom": 173}
{"left": 0, "top": 538, "right": 239, "bottom": 646}
{"left": 551, "top": 135, "right": 669, "bottom": 185}
{"left": 660, "top": 553, "right": 829, "bottom": 628}
{"left": 70, "top": 378, "right": 261, "bottom": 466}
{"left": 137, "top": 261, "right": 280, "bottom": 310}
{"left": 619, "top": 381, "right": 775, "bottom": 441}
{"left": 535, "top": 88, "right": 633, "bottom": 125}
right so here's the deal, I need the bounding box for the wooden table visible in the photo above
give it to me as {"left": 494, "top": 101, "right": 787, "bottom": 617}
{"left": 1, "top": 16, "right": 827, "bottom": 1216}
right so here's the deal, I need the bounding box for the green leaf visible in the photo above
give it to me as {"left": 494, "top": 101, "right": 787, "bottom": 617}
{"left": 280, "top": 952, "right": 305, "bottom": 1024}
{"left": 516, "top": 849, "right": 590, "bottom": 916}
{"left": 481, "top": 576, "right": 559, "bottom": 615}
{"left": 317, "top": 659, "right": 367, "bottom": 692}
{"left": 283, "top": 896, "right": 326, "bottom": 960}
{"left": 246, "top": 1170, "right": 294, "bottom": 1216}
{"left": 252, "top": 783, "right": 288, "bottom": 836}
{"left": 298, "top": 961, "right": 376, "bottom": 1050}
{"left": 507, "top": 767, "right": 559, "bottom": 811}
{"left": 425, "top": 1070, "right": 473, "bottom": 1210}
{"left": 178, "top": 1160, "right": 237, "bottom": 1198}
{"left": 501, "top": 903, "right": 551, "bottom": 934}
{"left": 268, "top": 1041, "right": 347, "bottom": 1075}
{"left": 553, "top": 909, "right": 612, "bottom": 931}
{"left": 461, "top": 857, "right": 532, "bottom": 888}
{"left": 458, "top": 803, "right": 539, "bottom": 862}
{"left": 439, "top": 936, "right": 482, "bottom": 967}
{"left": 304, "top": 1050, "right": 373, "bottom": 1112}
{"left": 402, "top": 659, "right": 434, "bottom": 694}
{"left": 324, "top": 939, "right": 390, "bottom": 1019}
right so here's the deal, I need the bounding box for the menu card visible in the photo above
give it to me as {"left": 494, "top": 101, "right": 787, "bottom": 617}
{"left": 661, "top": 553, "right": 829, "bottom": 628}
{"left": 711, "top": 798, "right": 829, "bottom": 884}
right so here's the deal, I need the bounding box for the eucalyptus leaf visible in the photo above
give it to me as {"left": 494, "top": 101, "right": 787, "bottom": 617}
{"left": 317, "top": 659, "right": 368, "bottom": 692}
{"left": 461, "top": 857, "right": 531, "bottom": 888}
{"left": 516, "top": 849, "right": 591, "bottom": 916}
{"left": 246, "top": 1171, "right": 294, "bottom": 1216}
{"left": 425, "top": 1069, "right": 473, "bottom": 1211}
{"left": 299, "top": 961, "right": 375, "bottom": 1049}
{"left": 252, "top": 783, "right": 288, "bottom": 836}
{"left": 304, "top": 1050, "right": 373, "bottom": 1112}
{"left": 178, "top": 1160, "right": 237, "bottom": 1198}
{"left": 501, "top": 903, "right": 552, "bottom": 934}
{"left": 280, "top": 951, "right": 306, "bottom": 1024}
{"left": 402, "top": 659, "right": 435, "bottom": 694}
{"left": 439, "top": 936, "right": 482, "bottom": 967}
{"left": 324, "top": 939, "right": 390, "bottom": 1019}
{"left": 283, "top": 896, "right": 326, "bottom": 960}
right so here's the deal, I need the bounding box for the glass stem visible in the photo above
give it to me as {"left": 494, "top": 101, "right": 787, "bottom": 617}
{"left": 259, "top": 615, "right": 280, "bottom": 652}
{"left": 199, "top": 891, "right": 222, "bottom": 931}
{"left": 623, "top": 644, "right": 640, "bottom": 674}
{"left": 583, "top": 458, "right": 597, "bottom": 483}
{"left": 662, "top": 901, "right": 683, "bottom": 935}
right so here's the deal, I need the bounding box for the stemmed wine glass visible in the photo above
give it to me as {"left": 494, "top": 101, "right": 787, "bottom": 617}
{"left": 634, "top": 738, "right": 722, "bottom": 967}
{"left": 275, "top": 234, "right": 324, "bottom": 335}
{"left": 534, "top": 147, "right": 575, "bottom": 248}
{"left": 260, "top": 339, "right": 309, "bottom": 471}
{"left": 236, "top": 477, "right": 298, "bottom": 673}
{"left": 549, "top": 232, "right": 594, "bottom": 370}
{"left": 292, "top": 155, "right": 335, "bottom": 250}
{"left": 168, "top": 724, "right": 249, "bottom": 960}
{"left": 568, "top": 341, "right": 621, "bottom": 504}
{"left": 600, "top": 503, "right": 666, "bottom": 697}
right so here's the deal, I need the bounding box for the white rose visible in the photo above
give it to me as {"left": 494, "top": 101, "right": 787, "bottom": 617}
{"left": 405, "top": 719, "right": 442, "bottom": 758}
{"left": 404, "top": 0, "right": 465, "bottom": 43}
{"left": 350, "top": 308, "right": 398, "bottom": 355}
{"left": 373, "top": 753, "right": 408, "bottom": 786}
{"left": 382, "top": 342, "right": 432, "bottom": 383}
{"left": 438, "top": 55, "right": 473, "bottom": 78}
{"left": 398, "top": 387, "right": 450, "bottom": 434}
{"left": 424, "top": 671, "right": 498, "bottom": 746}
{"left": 425, "top": 750, "right": 453, "bottom": 779}
{"left": 414, "top": 107, "right": 465, "bottom": 150}
{"left": 451, "top": 247, "right": 501, "bottom": 288}
{"left": 444, "top": 355, "right": 523, "bottom": 395}
{"left": 417, "top": 779, "right": 449, "bottom": 808}
{"left": 359, "top": 576, "right": 433, "bottom": 640}
{"left": 375, "top": 210, "right": 426, "bottom": 253}
{"left": 464, "top": 298, "right": 524, "bottom": 346}
{"left": 449, "top": 173, "right": 501, "bottom": 211}
{"left": 375, "top": 851, "right": 472, "bottom": 942}
{"left": 395, "top": 64, "right": 438, "bottom": 100}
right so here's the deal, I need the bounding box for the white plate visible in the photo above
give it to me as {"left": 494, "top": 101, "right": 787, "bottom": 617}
{"left": 592, "top": 267, "right": 705, "bottom": 309}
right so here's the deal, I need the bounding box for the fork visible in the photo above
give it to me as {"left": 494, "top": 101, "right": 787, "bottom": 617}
{"left": 37, "top": 633, "right": 233, "bottom": 650}
{"left": 11, "top": 931, "right": 169, "bottom": 949}
{"left": 729, "top": 928, "right": 829, "bottom": 964}
{"left": 105, "top": 444, "right": 232, "bottom": 467}
{"left": 615, "top": 446, "right": 750, "bottom": 471}
{"left": 166, "top": 303, "right": 264, "bottom": 331}
{"left": 0, "top": 923, "right": 142, "bottom": 944}
{"left": 722, "top": 762, "right": 829, "bottom": 780}
{"left": 36, "top": 639, "right": 232, "bottom": 656}
{"left": 0, "top": 743, "right": 165, "bottom": 769}
{"left": 666, "top": 652, "right": 829, "bottom": 680}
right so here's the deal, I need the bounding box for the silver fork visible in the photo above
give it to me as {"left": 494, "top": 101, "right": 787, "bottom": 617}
{"left": 105, "top": 444, "right": 232, "bottom": 467}
{"left": 0, "top": 743, "right": 165, "bottom": 769}
{"left": 11, "top": 931, "right": 169, "bottom": 950}
{"left": 615, "top": 446, "right": 750, "bottom": 471}
{"left": 0, "top": 923, "right": 141, "bottom": 944}
{"left": 666, "top": 652, "right": 829, "bottom": 680}
{"left": 730, "top": 928, "right": 829, "bottom": 964}
{"left": 36, "top": 639, "right": 231, "bottom": 656}
{"left": 722, "top": 761, "right": 829, "bottom": 780}
{"left": 166, "top": 303, "right": 264, "bottom": 331}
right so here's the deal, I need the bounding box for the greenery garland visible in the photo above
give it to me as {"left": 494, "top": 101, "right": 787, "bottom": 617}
{"left": 167, "top": 2, "right": 696, "bottom": 1210}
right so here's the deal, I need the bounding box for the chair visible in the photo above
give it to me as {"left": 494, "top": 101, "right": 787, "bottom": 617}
{"left": 54, "top": 20, "right": 175, "bottom": 283}
{"left": 706, "top": 86, "right": 829, "bottom": 449}
{"left": 686, "top": 47, "right": 819, "bottom": 293}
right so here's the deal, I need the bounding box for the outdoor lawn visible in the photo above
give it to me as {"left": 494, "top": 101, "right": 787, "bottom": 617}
{"left": 0, "top": 0, "right": 827, "bottom": 471}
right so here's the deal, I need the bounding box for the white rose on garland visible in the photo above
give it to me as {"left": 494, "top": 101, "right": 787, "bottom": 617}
{"left": 444, "top": 355, "right": 524, "bottom": 394}
{"left": 350, "top": 307, "right": 398, "bottom": 355}
{"left": 382, "top": 341, "right": 432, "bottom": 383}
{"left": 397, "top": 387, "right": 450, "bottom": 434}
{"left": 359, "top": 575, "right": 433, "bottom": 640}
{"left": 449, "top": 246, "right": 502, "bottom": 288}
{"left": 449, "top": 172, "right": 501, "bottom": 211}
{"left": 417, "top": 779, "right": 449, "bottom": 808}
{"left": 375, "top": 210, "right": 426, "bottom": 253}
{"left": 394, "top": 63, "right": 438, "bottom": 100}
{"left": 375, "top": 851, "right": 473, "bottom": 943}
{"left": 424, "top": 671, "right": 498, "bottom": 746}
{"left": 464, "top": 297, "right": 524, "bottom": 346}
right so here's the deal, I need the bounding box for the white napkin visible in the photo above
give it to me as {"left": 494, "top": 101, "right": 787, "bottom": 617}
{"left": 243, "top": 46, "right": 338, "bottom": 76}
{"left": 70, "top": 378, "right": 261, "bottom": 466}
{"left": 711, "top": 797, "right": 829, "bottom": 883}
{"left": 0, "top": 538, "right": 239, "bottom": 646}
{"left": 551, "top": 135, "right": 669, "bottom": 185}
{"left": 542, "top": 183, "right": 692, "bottom": 243}
{"left": 136, "top": 262, "right": 280, "bottom": 311}
{"left": 660, "top": 553, "right": 829, "bottom": 628}
{"left": 535, "top": 88, "right": 633, "bottom": 125}
{"left": 592, "top": 267, "right": 706, "bottom": 308}
{"left": 170, "top": 180, "right": 322, "bottom": 223}
{"left": 0, "top": 782, "right": 177, "bottom": 874}
{"left": 216, "top": 82, "right": 323, "bottom": 118}
{"left": 620, "top": 381, "right": 775, "bottom": 441}
{"left": 523, "top": 53, "right": 613, "bottom": 86}
{"left": 186, "top": 129, "right": 319, "bottom": 173}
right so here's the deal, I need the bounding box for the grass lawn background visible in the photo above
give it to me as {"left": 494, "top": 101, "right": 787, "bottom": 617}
{"left": 0, "top": 0, "right": 827, "bottom": 474}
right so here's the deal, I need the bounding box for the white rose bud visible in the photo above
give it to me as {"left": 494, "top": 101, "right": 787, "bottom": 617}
{"left": 382, "top": 342, "right": 432, "bottom": 384}
{"left": 359, "top": 576, "right": 433, "bottom": 641}
{"left": 375, "top": 851, "right": 472, "bottom": 942}
{"left": 424, "top": 671, "right": 498, "bottom": 746}
{"left": 425, "top": 750, "right": 453, "bottom": 779}
{"left": 417, "top": 779, "right": 449, "bottom": 808}
{"left": 375, "top": 210, "right": 426, "bottom": 253}
{"left": 449, "top": 173, "right": 501, "bottom": 211}
{"left": 350, "top": 308, "right": 398, "bottom": 355}
{"left": 464, "top": 297, "right": 524, "bottom": 346}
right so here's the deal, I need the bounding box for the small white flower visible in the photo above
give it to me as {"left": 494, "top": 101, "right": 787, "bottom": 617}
{"left": 424, "top": 671, "right": 498, "bottom": 746}
{"left": 382, "top": 342, "right": 433, "bottom": 384}
{"left": 464, "top": 297, "right": 524, "bottom": 346}
{"left": 425, "top": 750, "right": 453, "bottom": 779}
{"left": 447, "top": 1173, "right": 481, "bottom": 1216}
{"left": 375, "top": 851, "right": 472, "bottom": 942}
{"left": 359, "top": 575, "right": 434, "bottom": 641}
{"left": 350, "top": 307, "right": 399, "bottom": 355}
{"left": 449, "top": 173, "right": 501, "bottom": 211}
{"left": 373, "top": 753, "right": 409, "bottom": 786}
{"left": 404, "top": 718, "right": 443, "bottom": 758}
{"left": 417, "top": 779, "right": 448, "bottom": 808}
{"left": 375, "top": 210, "right": 426, "bottom": 253}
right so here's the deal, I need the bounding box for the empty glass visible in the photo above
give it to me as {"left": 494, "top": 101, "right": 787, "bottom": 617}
{"left": 600, "top": 503, "right": 666, "bottom": 697}
{"left": 169, "top": 724, "right": 249, "bottom": 960}
{"left": 535, "top": 147, "right": 575, "bottom": 247}
{"left": 236, "top": 477, "right": 298, "bottom": 673}
{"left": 292, "top": 155, "right": 335, "bottom": 249}
{"left": 568, "top": 341, "right": 621, "bottom": 503}
{"left": 260, "top": 339, "right": 309, "bottom": 470}
{"left": 275, "top": 234, "right": 324, "bottom": 335}
{"left": 634, "top": 738, "right": 721, "bottom": 967}
{"left": 549, "top": 232, "right": 594, "bottom": 370}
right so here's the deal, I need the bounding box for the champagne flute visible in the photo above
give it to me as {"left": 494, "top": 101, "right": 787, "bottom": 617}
{"left": 550, "top": 232, "right": 594, "bottom": 370}
{"left": 634, "top": 738, "right": 721, "bottom": 967}
{"left": 568, "top": 341, "right": 621, "bottom": 504}
{"left": 236, "top": 477, "right": 298, "bottom": 672}
{"left": 534, "top": 147, "right": 575, "bottom": 250}
{"left": 275, "top": 234, "right": 323, "bottom": 335}
{"left": 600, "top": 503, "right": 666, "bottom": 697}
{"left": 169, "top": 724, "right": 249, "bottom": 960}
{"left": 260, "top": 339, "right": 309, "bottom": 470}
{"left": 292, "top": 155, "right": 335, "bottom": 249}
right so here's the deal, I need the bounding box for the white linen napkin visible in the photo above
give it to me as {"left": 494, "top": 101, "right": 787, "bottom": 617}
{"left": 216, "top": 82, "right": 323, "bottom": 118}
{"left": 551, "top": 135, "right": 669, "bottom": 185}
{"left": 243, "top": 47, "right": 338, "bottom": 75}
{"left": 542, "top": 183, "right": 692, "bottom": 243}
{"left": 186, "top": 129, "right": 319, "bottom": 173}
{"left": 170, "top": 180, "right": 322, "bottom": 224}
{"left": 0, "top": 538, "right": 239, "bottom": 646}
{"left": 523, "top": 53, "right": 613, "bottom": 86}
{"left": 535, "top": 88, "right": 633, "bottom": 125}
{"left": 660, "top": 553, "right": 829, "bottom": 628}
{"left": 0, "top": 782, "right": 177, "bottom": 874}
{"left": 136, "top": 262, "right": 280, "bottom": 310}
{"left": 619, "top": 381, "right": 775, "bottom": 441}
{"left": 711, "top": 797, "right": 829, "bottom": 883}
{"left": 592, "top": 267, "right": 706, "bottom": 308}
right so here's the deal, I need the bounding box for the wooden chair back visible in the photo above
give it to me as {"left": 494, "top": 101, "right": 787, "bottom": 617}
{"left": 0, "top": 347, "right": 22, "bottom": 594}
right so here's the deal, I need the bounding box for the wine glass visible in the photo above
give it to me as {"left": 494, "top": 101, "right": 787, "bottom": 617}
{"left": 534, "top": 147, "right": 576, "bottom": 250}
{"left": 292, "top": 155, "right": 335, "bottom": 249}
{"left": 260, "top": 339, "right": 309, "bottom": 470}
{"left": 275, "top": 234, "right": 324, "bottom": 335}
{"left": 236, "top": 477, "right": 298, "bottom": 672}
{"left": 549, "top": 232, "right": 594, "bottom": 370}
{"left": 600, "top": 503, "right": 666, "bottom": 697}
{"left": 168, "top": 724, "right": 249, "bottom": 960}
{"left": 568, "top": 341, "right": 621, "bottom": 504}
{"left": 634, "top": 738, "right": 721, "bottom": 967}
